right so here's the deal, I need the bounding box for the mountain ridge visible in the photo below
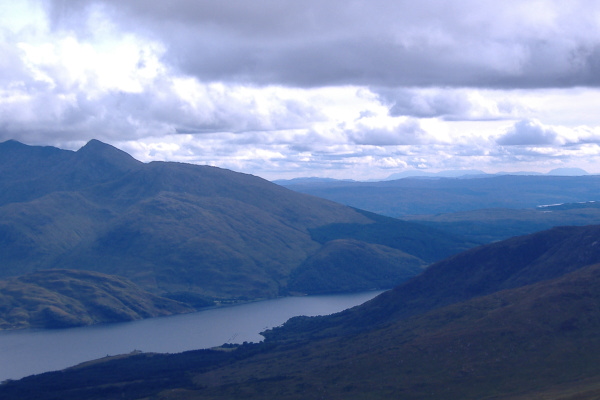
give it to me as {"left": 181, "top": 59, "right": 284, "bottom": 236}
{"left": 277, "top": 174, "right": 600, "bottom": 216}
{"left": 264, "top": 223, "right": 600, "bottom": 342}
{"left": 0, "top": 139, "right": 473, "bottom": 308}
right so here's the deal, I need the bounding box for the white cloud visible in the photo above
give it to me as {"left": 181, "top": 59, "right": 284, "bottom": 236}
{"left": 347, "top": 119, "right": 432, "bottom": 146}
{"left": 497, "top": 119, "right": 559, "bottom": 145}
{"left": 1, "top": 0, "right": 600, "bottom": 179}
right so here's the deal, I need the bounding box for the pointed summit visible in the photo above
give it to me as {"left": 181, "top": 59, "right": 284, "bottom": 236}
{"left": 76, "top": 139, "right": 142, "bottom": 170}
{"left": 71, "top": 139, "right": 143, "bottom": 181}
{"left": 57, "top": 140, "right": 143, "bottom": 189}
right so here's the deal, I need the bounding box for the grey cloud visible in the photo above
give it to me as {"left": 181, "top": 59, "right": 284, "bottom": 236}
{"left": 496, "top": 120, "right": 559, "bottom": 146}
{"left": 347, "top": 119, "right": 429, "bottom": 146}
{"left": 46, "top": 0, "right": 600, "bottom": 89}
{"left": 0, "top": 72, "right": 322, "bottom": 146}
{"left": 375, "top": 88, "right": 477, "bottom": 119}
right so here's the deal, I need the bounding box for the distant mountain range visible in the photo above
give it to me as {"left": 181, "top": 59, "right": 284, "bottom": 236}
{"left": 403, "top": 200, "right": 600, "bottom": 243}
{"left": 5, "top": 223, "right": 600, "bottom": 399}
{"left": 274, "top": 167, "right": 590, "bottom": 185}
{"left": 384, "top": 167, "right": 590, "bottom": 179}
{"left": 0, "top": 140, "right": 473, "bottom": 323}
{"left": 276, "top": 173, "right": 600, "bottom": 217}
{"left": 276, "top": 172, "right": 600, "bottom": 244}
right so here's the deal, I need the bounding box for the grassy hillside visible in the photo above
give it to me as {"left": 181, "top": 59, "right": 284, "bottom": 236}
{"left": 287, "top": 238, "right": 426, "bottom": 294}
{"left": 0, "top": 140, "right": 473, "bottom": 305}
{"left": 0, "top": 269, "right": 194, "bottom": 330}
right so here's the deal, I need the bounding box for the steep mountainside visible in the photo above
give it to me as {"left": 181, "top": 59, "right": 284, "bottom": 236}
{"left": 265, "top": 223, "right": 600, "bottom": 341}
{"left": 5, "top": 226, "right": 600, "bottom": 399}
{"left": 0, "top": 269, "right": 193, "bottom": 330}
{"left": 0, "top": 139, "right": 142, "bottom": 206}
{"left": 0, "top": 140, "right": 473, "bottom": 304}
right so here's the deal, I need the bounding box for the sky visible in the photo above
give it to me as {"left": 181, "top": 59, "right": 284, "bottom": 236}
{"left": 2, "top": 0, "right": 600, "bottom": 180}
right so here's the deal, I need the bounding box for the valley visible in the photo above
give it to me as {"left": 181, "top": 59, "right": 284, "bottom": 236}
{"left": 279, "top": 176, "right": 600, "bottom": 243}
{"left": 2, "top": 140, "right": 600, "bottom": 399}
{"left": 4, "top": 223, "right": 600, "bottom": 399}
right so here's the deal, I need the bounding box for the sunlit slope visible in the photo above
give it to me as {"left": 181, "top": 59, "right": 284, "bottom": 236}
{"left": 0, "top": 269, "right": 193, "bottom": 330}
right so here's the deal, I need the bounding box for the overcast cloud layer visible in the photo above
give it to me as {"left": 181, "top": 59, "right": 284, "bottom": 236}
{"left": 2, "top": 0, "right": 600, "bottom": 179}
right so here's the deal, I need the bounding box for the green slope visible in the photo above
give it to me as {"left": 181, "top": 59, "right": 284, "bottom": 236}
{"left": 0, "top": 269, "right": 193, "bottom": 330}
{"left": 0, "top": 140, "right": 473, "bottom": 306}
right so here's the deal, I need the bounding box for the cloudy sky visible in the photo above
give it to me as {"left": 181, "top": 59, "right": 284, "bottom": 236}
{"left": 2, "top": 0, "right": 600, "bottom": 180}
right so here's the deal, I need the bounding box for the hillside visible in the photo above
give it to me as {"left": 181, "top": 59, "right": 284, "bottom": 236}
{"left": 266, "top": 223, "right": 600, "bottom": 341}
{"left": 5, "top": 225, "right": 600, "bottom": 399}
{"left": 0, "top": 269, "right": 193, "bottom": 330}
{"left": 0, "top": 140, "right": 473, "bottom": 305}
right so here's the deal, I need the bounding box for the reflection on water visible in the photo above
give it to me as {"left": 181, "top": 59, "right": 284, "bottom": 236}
{"left": 0, "top": 290, "right": 383, "bottom": 382}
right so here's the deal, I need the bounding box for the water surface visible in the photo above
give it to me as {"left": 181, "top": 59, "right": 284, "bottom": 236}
{"left": 0, "top": 290, "right": 383, "bottom": 381}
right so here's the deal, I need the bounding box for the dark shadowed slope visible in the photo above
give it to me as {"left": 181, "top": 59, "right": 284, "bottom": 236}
{"left": 186, "top": 263, "right": 600, "bottom": 400}
{"left": 5, "top": 238, "right": 600, "bottom": 399}
{"left": 266, "top": 223, "right": 600, "bottom": 341}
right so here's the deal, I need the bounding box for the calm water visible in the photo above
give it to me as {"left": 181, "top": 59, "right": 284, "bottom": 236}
{"left": 0, "top": 290, "right": 383, "bottom": 382}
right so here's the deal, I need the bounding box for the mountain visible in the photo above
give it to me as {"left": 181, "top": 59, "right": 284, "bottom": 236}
{"left": 384, "top": 167, "right": 589, "bottom": 179}
{"left": 266, "top": 223, "right": 600, "bottom": 341}
{"left": 385, "top": 168, "right": 488, "bottom": 179}
{"left": 0, "top": 139, "right": 142, "bottom": 206}
{"left": 0, "top": 140, "right": 473, "bottom": 307}
{"left": 277, "top": 174, "right": 600, "bottom": 216}
{"left": 0, "top": 269, "right": 194, "bottom": 330}
{"left": 272, "top": 177, "right": 357, "bottom": 185}
{"left": 5, "top": 224, "right": 600, "bottom": 399}
{"left": 276, "top": 168, "right": 589, "bottom": 185}
{"left": 287, "top": 238, "right": 426, "bottom": 294}
{"left": 548, "top": 167, "right": 589, "bottom": 176}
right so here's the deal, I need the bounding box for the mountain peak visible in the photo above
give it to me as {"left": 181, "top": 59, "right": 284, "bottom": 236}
{"left": 547, "top": 167, "right": 589, "bottom": 176}
{"left": 75, "top": 139, "right": 142, "bottom": 169}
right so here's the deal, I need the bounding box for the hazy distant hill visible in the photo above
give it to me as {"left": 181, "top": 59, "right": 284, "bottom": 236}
{"left": 6, "top": 224, "right": 600, "bottom": 399}
{"left": 277, "top": 174, "right": 600, "bottom": 216}
{"left": 0, "top": 140, "right": 472, "bottom": 305}
{"left": 403, "top": 201, "right": 600, "bottom": 243}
